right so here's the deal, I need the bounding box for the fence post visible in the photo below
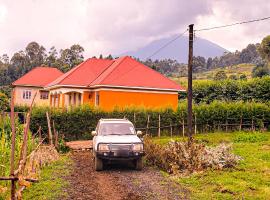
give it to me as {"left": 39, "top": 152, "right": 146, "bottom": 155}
{"left": 10, "top": 90, "right": 16, "bottom": 200}
{"left": 133, "top": 112, "right": 136, "bottom": 128}
{"left": 239, "top": 114, "right": 242, "bottom": 131}
{"left": 146, "top": 115, "right": 150, "bottom": 135}
{"left": 38, "top": 126, "right": 42, "bottom": 143}
{"left": 170, "top": 121, "right": 173, "bottom": 138}
{"left": 251, "top": 116, "right": 254, "bottom": 132}
{"left": 46, "top": 112, "right": 53, "bottom": 146}
{"left": 194, "top": 113, "right": 197, "bottom": 135}
{"left": 225, "top": 111, "right": 228, "bottom": 132}
{"left": 182, "top": 113, "right": 185, "bottom": 137}
{"left": 158, "top": 114, "right": 161, "bottom": 138}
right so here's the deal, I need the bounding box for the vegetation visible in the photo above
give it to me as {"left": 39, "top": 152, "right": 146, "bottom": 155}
{"left": 0, "top": 92, "right": 9, "bottom": 111}
{"left": 153, "top": 131, "right": 270, "bottom": 199}
{"left": 0, "top": 115, "right": 36, "bottom": 199}
{"left": 29, "top": 101, "right": 270, "bottom": 141}
{"left": 22, "top": 155, "right": 71, "bottom": 200}
{"left": 190, "top": 76, "right": 270, "bottom": 103}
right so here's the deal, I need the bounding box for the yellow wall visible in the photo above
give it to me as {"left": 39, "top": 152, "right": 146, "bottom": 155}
{"left": 97, "top": 90, "right": 178, "bottom": 111}
{"left": 13, "top": 86, "right": 50, "bottom": 107}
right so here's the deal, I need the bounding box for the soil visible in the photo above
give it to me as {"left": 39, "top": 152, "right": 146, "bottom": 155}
{"left": 62, "top": 151, "right": 189, "bottom": 200}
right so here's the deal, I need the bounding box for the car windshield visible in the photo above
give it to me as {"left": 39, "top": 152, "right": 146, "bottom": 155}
{"left": 99, "top": 122, "right": 135, "bottom": 136}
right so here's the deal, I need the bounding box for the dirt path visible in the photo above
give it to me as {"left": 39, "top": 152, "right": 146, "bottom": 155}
{"left": 63, "top": 151, "right": 189, "bottom": 200}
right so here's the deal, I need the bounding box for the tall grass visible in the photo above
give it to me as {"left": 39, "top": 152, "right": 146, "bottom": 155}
{"left": 0, "top": 114, "right": 36, "bottom": 198}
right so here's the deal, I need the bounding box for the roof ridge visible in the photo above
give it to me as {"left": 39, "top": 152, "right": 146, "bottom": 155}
{"left": 88, "top": 59, "right": 116, "bottom": 86}
{"left": 50, "top": 59, "right": 89, "bottom": 86}
{"left": 90, "top": 56, "right": 128, "bottom": 86}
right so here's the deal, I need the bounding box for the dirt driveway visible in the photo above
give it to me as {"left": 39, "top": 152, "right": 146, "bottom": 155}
{"left": 62, "top": 151, "right": 189, "bottom": 200}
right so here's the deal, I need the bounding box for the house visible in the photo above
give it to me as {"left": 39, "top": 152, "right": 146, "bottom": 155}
{"left": 46, "top": 56, "right": 185, "bottom": 110}
{"left": 12, "top": 67, "right": 64, "bottom": 106}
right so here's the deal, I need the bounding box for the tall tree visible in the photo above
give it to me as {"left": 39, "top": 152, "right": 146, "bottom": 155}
{"left": 258, "top": 35, "right": 270, "bottom": 62}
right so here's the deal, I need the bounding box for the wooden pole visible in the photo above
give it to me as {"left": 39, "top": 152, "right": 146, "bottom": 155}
{"left": 158, "top": 114, "right": 161, "bottom": 138}
{"left": 146, "top": 115, "right": 150, "bottom": 135}
{"left": 194, "top": 113, "right": 197, "bottom": 135}
{"left": 187, "top": 24, "right": 194, "bottom": 145}
{"left": 55, "top": 131, "right": 59, "bottom": 150}
{"left": 10, "top": 89, "right": 16, "bottom": 200}
{"left": 46, "top": 112, "right": 53, "bottom": 145}
{"left": 170, "top": 121, "right": 173, "bottom": 138}
{"left": 182, "top": 113, "right": 185, "bottom": 137}
{"left": 38, "top": 126, "right": 42, "bottom": 143}
{"left": 18, "top": 92, "right": 37, "bottom": 173}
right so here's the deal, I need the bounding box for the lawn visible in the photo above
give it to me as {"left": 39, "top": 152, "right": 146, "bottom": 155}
{"left": 22, "top": 155, "right": 72, "bottom": 200}
{"left": 153, "top": 131, "right": 270, "bottom": 200}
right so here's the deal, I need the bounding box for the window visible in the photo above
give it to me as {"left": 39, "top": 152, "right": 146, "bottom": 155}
{"left": 95, "top": 92, "right": 99, "bottom": 106}
{"left": 22, "top": 90, "right": 31, "bottom": 100}
{"left": 40, "top": 91, "right": 49, "bottom": 99}
{"left": 78, "top": 93, "right": 81, "bottom": 105}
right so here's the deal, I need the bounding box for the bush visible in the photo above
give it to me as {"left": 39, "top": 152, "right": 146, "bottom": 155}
{"left": 191, "top": 77, "right": 270, "bottom": 103}
{"left": 144, "top": 137, "right": 241, "bottom": 174}
{"left": 29, "top": 101, "right": 270, "bottom": 141}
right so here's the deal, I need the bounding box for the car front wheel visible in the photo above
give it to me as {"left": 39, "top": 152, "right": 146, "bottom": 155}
{"left": 94, "top": 156, "right": 103, "bottom": 171}
{"left": 135, "top": 157, "right": 143, "bottom": 170}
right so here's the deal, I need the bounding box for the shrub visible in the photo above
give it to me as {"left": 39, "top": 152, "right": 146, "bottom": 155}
{"left": 29, "top": 101, "right": 270, "bottom": 141}
{"left": 144, "top": 137, "right": 241, "bottom": 174}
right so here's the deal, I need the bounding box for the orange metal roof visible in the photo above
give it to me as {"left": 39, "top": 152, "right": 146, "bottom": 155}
{"left": 12, "top": 67, "right": 64, "bottom": 87}
{"left": 48, "top": 56, "right": 184, "bottom": 91}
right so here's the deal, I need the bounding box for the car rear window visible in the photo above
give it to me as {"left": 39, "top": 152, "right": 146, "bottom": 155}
{"left": 99, "top": 123, "right": 135, "bottom": 135}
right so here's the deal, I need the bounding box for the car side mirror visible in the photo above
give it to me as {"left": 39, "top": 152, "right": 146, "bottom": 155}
{"left": 91, "top": 131, "right": 97, "bottom": 136}
{"left": 137, "top": 130, "right": 142, "bottom": 136}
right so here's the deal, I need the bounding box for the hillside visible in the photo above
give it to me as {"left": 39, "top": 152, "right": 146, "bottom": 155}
{"left": 120, "top": 35, "right": 228, "bottom": 63}
{"left": 171, "top": 63, "right": 255, "bottom": 85}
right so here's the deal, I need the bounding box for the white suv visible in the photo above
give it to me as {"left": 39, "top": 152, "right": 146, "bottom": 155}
{"left": 92, "top": 119, "right": 144, "bottom": 171}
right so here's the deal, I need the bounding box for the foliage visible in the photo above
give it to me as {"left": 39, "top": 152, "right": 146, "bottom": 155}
{"left": 0, "top": 92, "right": 9, "bottom": 111}
{"left": 214, "top": 70, "right": 227, "bottom": 80}
{"left": 30, "top": 101, "right": 270, "bottom": 141}
{"left": 191, "top": 76, "right": 270, "bottom": 103}
{"left": 144, "top": 136, "right": 240, "bottom": 174}
{"left": 0, "top": 115, "right": 36, "bottom": 199}
{"left": 0, "top": 42, "right": 84, "bottom": 86}
{"left": 258, "top": 35, "right": 270, "bottom": 62}
{"left": 155, "top": 132, "right": 270, "bottom": 199}
{"left": 252, "top": 63, "right": 270, "bottom": 78}
{"left": 23, "top": 155, "right": 71, "bottom": 200}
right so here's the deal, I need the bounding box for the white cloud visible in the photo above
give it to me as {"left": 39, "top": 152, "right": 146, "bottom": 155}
{"left": 0, "top": 0, "right": 269, "bottom": 58}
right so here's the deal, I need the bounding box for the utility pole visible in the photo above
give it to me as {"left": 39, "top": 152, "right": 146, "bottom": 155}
{"left": 187, "top": 24, "right": 194, "bottom": 144}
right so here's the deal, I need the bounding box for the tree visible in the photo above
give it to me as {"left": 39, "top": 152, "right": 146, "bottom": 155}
{"left": 229, "top": 74, "right": 238, "bottom": 80}
{"left": 214, "top": 70, "right": 227, "bottom": 80}
{"left": 239, "top": 44, "right": 259, "bottom": 63}
{"left": 25, "top": 41, "right": 46, "bottom": 67}
{"left": 206, "top": 57, "right": 213, "bottom": 69}
{"left": 258, "top": 35, "right": 270, "bottom": 62}
{"left": 45, "top": 46, "right": 58, "bottom": 67}
{"left": 239, "top": 74, "right": 247, "bottom": 80}
{"left": 106, "top": 54, "right": 113, "bottom": 60}
{"left": 0, "top": 92, "right": 9, "bottom": 111}
{"left": 193, "top": 56, "right": 206, "bottom": 73}
{"left": 59, "top": 44, "right": 84, "bottom": 72}
{"left": 99, "top": 54, "right": 103, "bottom": 59}
{"left": 252, "top": 64, "right": 270, "bottom": 78}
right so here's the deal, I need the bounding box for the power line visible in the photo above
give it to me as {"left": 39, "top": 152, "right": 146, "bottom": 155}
{"left": 195, "top": 16, "right": 270, "bottom": 32}
{"left": 145, "top": 29, "right": 188, "bottom": 60}
{"left": 107, "top": 29, "right": 188, "bottom": 83}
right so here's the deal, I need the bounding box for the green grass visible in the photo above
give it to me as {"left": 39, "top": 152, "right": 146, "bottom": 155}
{"left": 22, "top": 155, "right": 72, "bottom": 200}
{"left": 153, "top": 131, "right": 270, "bottom": 200}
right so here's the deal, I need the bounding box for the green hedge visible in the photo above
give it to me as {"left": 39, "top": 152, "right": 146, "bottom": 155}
{"left": 190, "top": 77, "right": 270, "bottom": 103}
{"left": 30, "top": 102, "right": 270, "bottom": 141}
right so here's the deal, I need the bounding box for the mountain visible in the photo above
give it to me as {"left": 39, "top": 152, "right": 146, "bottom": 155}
{"left": 120, "top": 35, "right": 228, "bottom": 63}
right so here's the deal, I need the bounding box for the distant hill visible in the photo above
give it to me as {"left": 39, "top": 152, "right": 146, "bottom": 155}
{"left": 120, "top": 35, "right": 228, "bottom": 63}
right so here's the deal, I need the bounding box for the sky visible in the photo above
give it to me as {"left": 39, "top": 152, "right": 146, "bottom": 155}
{"left": 0, "top": 0, "right": 269, "bottom": 58}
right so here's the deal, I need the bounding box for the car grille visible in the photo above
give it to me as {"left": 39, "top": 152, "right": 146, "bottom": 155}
{"left": 110, "top": 144, "right": 132, "bottom": 151}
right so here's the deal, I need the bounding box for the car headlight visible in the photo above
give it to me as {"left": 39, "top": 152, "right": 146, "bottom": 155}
{"left": 98, "top": 144, "right": 110, "bottom": 151}
{"left": 133, "top": 143, "right": 143, "bottom": 152}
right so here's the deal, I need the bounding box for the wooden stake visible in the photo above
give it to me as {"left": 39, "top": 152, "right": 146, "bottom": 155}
{"left": 194, "top": 113, "right": 197, "bottom": 135}
{"left": 10, "top": 89, "right": 16, "bottom": 200}
{"left": 146, "top": 115, "right": 150, "bottom": 135}
{"left": 55, "top": 131, "right": 59, "bottom": 150}
{"left": 158, "top": 114, "right": 161, "bottom": 138}
{"left": 46, "top": 112, "right": 53, "bottom": 146}
{"left": 38, "top": 126, "right": 42, "bottom": 143}
{"left": 182, "top": 113, "right": 185, "bottom": 137}
{"left": 170, "top": 121, "right": 173, "bottom": 138}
